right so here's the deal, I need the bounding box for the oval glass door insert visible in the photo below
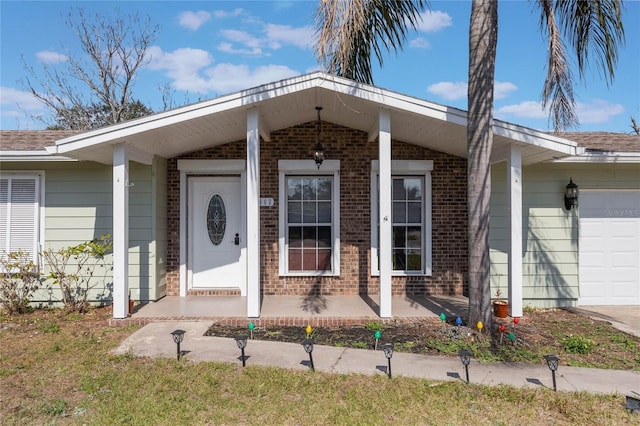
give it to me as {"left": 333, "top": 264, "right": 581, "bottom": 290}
{"left": 207, "top": 194, "right": 226, "bottom": 245}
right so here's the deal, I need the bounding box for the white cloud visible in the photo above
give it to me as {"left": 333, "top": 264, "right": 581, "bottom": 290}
{"left": 415, "top": 10, "right": 452, "bottom": 32}
{"left": 427, "top": 81, "right": 467, "bottom": 100}
{"left": 493, "top": 81, "right": 518, "bottom": 100}
{"left": 203, "top": 64, "right": 299, "bottom": 93}
{"left": 36, "top": 50, "right": 68, "bottom": 64}
{"left": 0, "top": 87, "right": 44, "bottom": 110}
{"left": 179, "top": 11, "right": 211, "bottom": 30}
{"left": 428, "top": 80, "right": 517, "bottom": 101}
{"left": 576, "top": 99, "right": 624, "bottom": 124}
{"left": 220, "top": 29, "right": 264, "bottom": 49}
{"left": 264, "top": 24, "right": 314, "bottom": 49}
{"left": 217, "top": 42, "right": 264, "bottom": 56}
{"left": 217, "top": 24, "right": 313, "bottom": 56}
{"left": 496, "top": 101, "right": 548, "bottom": 119}
{"left": 144, "top": 46, "right": 298, "bottom": 94}
{"left": 409, "top": 37, "right": 431, "bottom": 49}
{"left": 213, "top": 8, "right": 244, "bottom": 19}
{"left": 495, "top": 98, "right": 625, "bottom": 124}
{"left": 145, "top": 46, "right": 214, "bottom": 92}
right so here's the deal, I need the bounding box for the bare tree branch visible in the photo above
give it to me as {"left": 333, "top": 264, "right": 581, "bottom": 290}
{"left": 19, "top": 7, "right": 159, "bottom": 130}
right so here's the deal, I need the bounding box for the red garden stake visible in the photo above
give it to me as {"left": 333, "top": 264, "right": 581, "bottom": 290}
{"left": 499, "top": 324, "right": 506, "bottom": 344}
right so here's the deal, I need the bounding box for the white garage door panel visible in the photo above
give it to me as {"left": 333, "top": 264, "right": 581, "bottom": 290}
{"left": 579, "top": 190, "right": 640, "bottom": 306}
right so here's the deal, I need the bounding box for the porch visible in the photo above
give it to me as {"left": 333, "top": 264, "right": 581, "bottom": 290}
{"left": 119, "top": 295, "right": 469, "bottom": 327}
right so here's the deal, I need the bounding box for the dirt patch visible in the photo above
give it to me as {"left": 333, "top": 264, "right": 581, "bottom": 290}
{"left": 206, "top": 309, "right": 640, "bottom": 370}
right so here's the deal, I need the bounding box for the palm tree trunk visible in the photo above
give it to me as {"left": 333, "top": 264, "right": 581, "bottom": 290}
{"left": 467, "top": 0, "right": 497, "bottom": 328}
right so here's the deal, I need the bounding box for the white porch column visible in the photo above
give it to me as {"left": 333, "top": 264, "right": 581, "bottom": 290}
{"left": 112, "top": 144, "right": 129, "bottom": 319}
{"left": 507, "top": 144, "right": 523, "bottom": 317}
{"left": 246, "top": 108, "right": 261, "bottom": 317}
{"left": 378, "top": 110, "right": 392, "bottom": 318}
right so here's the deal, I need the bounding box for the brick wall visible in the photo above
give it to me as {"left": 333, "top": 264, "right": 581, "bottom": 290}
{"left": 166, "top": 121, "right": 467, "bottom": 297}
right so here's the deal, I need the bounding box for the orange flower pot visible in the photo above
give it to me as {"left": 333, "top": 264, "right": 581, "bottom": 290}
{"left": 493, "top": 301, "right": 508, "bottom": 318}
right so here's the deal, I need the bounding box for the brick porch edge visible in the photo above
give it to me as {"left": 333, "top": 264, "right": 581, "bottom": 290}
{"left": 108, "top": 316, "right": 444, "bottom": 327}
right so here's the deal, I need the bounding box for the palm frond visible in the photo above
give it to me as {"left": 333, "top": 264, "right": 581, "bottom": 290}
{"left": 315, "top": 0, "right": 428, "bottom": 84}
{"left": 554, "top": 0, "right": 625, "bottom": 85}
{"left": 538, "top": 0, "right": 578, "bottom": 131}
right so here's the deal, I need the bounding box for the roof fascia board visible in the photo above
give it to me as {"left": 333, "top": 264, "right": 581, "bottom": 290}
{"left": 553, "top": 152, "right": 640, "bottom": 163}
{"left": 0, "top": 151, "right": 76, "bottom": 161}
{"left": 52, "top": 73, "right": 327, "bottom": 154}
{"left": 492, "top": 121, "right": 583, "bottom": 156}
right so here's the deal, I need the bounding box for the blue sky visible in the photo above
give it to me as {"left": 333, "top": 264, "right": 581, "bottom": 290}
{"left": 1, "top": 0, "right": 638, "bottom": 132}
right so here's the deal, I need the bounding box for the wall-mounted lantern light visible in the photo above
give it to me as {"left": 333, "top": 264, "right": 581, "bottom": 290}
{"left": 564, "top": 178, "right": 579, "bottom": 210}
{"left": 313, "top": 106, "right": 325, "bottom": 169}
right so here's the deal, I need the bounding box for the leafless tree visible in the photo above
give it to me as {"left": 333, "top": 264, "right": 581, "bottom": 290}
{"left": 20, "top": 8, "right": 159, "bottom": 130}
{"left": 631, "top": 117, "right": 640, "bottom": 135}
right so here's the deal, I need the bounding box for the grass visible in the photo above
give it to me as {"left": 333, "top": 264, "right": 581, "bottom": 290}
{"left": 1, "top": 307, "right": 638, "bottom": 425}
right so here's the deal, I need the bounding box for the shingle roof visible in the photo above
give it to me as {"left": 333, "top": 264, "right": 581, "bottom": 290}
{"left": 0, "top": 130, "right": 80, "bottom": 151}
{"left": 556, "top": 131, "right": 639, "bottom": 152}
{"left": 1, "top": 129, "right": 638, "bottom": 154}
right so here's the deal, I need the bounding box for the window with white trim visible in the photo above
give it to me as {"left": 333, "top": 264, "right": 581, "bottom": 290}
{"left": 279, "top": 160, "right": 340, "bottom": 275}
{"left": 0, "top": 173, "right": 42, "bottom": 263}
{"left": 371, "top": 160, "right": 432, "bottom": 275}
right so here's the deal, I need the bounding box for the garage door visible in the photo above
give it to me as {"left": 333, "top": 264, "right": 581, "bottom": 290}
{"left": 579, "top": 190, "right": 640, "bottom": 305}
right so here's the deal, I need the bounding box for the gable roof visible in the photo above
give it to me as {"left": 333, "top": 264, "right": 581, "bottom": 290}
{"left": 6, "top": 73, "right": 635, "bottom": 165}
{"left": 40, "top": 72, "right": 583, "bottom": 166}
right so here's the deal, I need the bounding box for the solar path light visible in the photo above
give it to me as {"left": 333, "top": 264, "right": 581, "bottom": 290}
{"left": 302, "top": 339, "right": 315, "bottom": 371}
{"left": 170, "top": 329, "right": 185, "bottom": 360}
{"left": 458, "top": 349, "right": 472, "bottom": 383}
{"left": 383, "top": 343, "right": 394, "bottom": 378}
{"left": 235, "top": 335, "right": 248, "bottom": 367}
{"left": 544, "top": 354, "right": 560, "bottom": 391}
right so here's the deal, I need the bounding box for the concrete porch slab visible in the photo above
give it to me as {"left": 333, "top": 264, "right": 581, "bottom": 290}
{"left": 125, "top": 294, "right": 469, "bottom": 326}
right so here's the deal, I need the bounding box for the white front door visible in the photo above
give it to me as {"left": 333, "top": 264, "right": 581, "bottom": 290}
{"left": 188, "top": 176, "right": 244, "bottom": 290}
{"left": 579, "top": 190, "right": 640, "bottom": 305}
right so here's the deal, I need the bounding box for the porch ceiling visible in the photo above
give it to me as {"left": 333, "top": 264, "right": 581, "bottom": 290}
{"left": 50, "top": 72, "right": 581, "bottom": 165}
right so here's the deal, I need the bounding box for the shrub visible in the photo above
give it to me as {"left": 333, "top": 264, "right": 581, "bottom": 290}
{"left": 0, "top": 250, "right": 41, "bottom": 314}
{"left": 42, "top": 235, "right": 112, "bottom": 313}
{"left": 562, "top": 335, "right": 595, "bottom": 354}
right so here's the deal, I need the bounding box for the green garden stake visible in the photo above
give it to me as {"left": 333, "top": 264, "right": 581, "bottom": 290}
{"left": 508, "top": 332, "right": 516, "bottom": 345}
{"left": 374, "top": 329, "right": 381, "bottom": 350}
{"left": 439, "top": 313, "right": 446, "bottom": 333}
{"left": 248, "top": 321, "right": 255, "bottom": 339}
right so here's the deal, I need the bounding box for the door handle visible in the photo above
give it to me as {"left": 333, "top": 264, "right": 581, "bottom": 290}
{"left": 234, "top": 233, "right": 240, "bottom": 245}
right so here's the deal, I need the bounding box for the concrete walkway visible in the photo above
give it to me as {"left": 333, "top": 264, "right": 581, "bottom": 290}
{"left": 113, "top": 321, "right": 640, "bottom": 396}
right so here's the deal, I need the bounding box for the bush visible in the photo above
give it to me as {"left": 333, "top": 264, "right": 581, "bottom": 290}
{"left": 42, "top": 235, "right": 112, "bottom": 313}
{"left": 562, "top": 335, "right": 595, "bottom": 354}
{"left": 0, "top": 250, "right": 41, "bottom": 314}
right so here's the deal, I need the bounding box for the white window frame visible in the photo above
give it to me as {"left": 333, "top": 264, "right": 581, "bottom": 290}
{"left": 0, "top": 171, "right": 45, "bottom": 266}
{"left": 371, "top": 160, "right": 432, "bottom": 276}
{"left": 279, "top": 160, "right": 340, "bottom": 276}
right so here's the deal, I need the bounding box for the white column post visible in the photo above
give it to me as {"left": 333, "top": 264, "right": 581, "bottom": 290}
{"left": 378, "top": 110, "right": 392, "bottom": 318}
{"left": 112, "top": 144, "right": 129, "bottom": 319}
{"left": 247, "top": 108, "right": 261, "bottom": 317}
{"left": 507, "top": 144, "right": 523, "bottom": 317}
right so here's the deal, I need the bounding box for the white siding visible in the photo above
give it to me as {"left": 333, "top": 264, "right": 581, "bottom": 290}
{"left": 0, "top": 160, "right": 163, "bottom": 305}
{"left": 490, "top": 162, "right": 639, "bottom": 308}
